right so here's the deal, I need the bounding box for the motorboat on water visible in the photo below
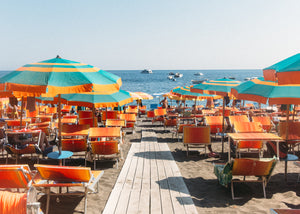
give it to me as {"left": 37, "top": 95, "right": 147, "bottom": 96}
{"left": 167, "top": 75, "right": 174, "bottom": 80}
{"left": 169, "top": 72, "right": 175, "bottom": 75}
{"left": 194, "top": 72, "right": 203, "bottom": 76}
{"left": 141, "top": 69, "right": 152, "bottom": 74}
{"left": 174, "top": 72, "right": 183, "bottom": 78}
{"left": 191, "top": 78, "right": 208, "bottom": 84}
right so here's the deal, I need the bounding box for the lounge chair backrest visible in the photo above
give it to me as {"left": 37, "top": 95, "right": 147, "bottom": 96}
{"left": 154, "top": 109, "right": 167, "bottom": 117}
{"left": 89, "top": 127, "right": 121, "bottom": 138}
{"left": 183, "top": 126, "right": 210, "bottom": 144}
{"left": 46, "top": 107, "right": 57, "bottom": 114}
{"left": 106, "top": 119, "right": 126, "bottom": 127}
{"left": 90, "top": 140, "right": 119, "bottom": 155}
{"left": 0, "top": 165, "right": 31, "bottom": 188}
{"left": 118, "top": 113, "right": 136, "bottom": 122}
{"left": 78, "top": 110, "right": 93, "bottom": 118}
{"left": 229, "top": 115, "right": 249, "bottom": 127}
{"left": 205, "top": 116, "right": 223, "bottom": 125}
{"left": 232, "top": 158, "right": 275, "bottom": 176}
{"left": 34, "top": 164, "right": 91, "bottom": 183}
{"left": 147, "top": 110, "right": 155, "bottom": 118}
{"left": 101, "top": 111, "right": 118, "bottom": 121}
{"left": 234, "top": 122, "right": 263, "bottom": 133}
{"left": 178, "top": 124, "right": 195, "bottom": 133}
{"left": 278, "top": 121, "right": 300, "bottom": 141}
{"left": 252, "top": 116, "right": 272, "bottom": 132}
{"left": 62, "top": 124, "right": 90, "bottom": 136}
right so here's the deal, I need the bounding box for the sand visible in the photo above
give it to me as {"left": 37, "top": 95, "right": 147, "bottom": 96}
{"left": 6, "top": 116, "right": 300, "bottom": 213}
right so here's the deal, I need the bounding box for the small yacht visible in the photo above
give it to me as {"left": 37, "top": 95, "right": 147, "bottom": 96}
{"left": 174, "top": 72, "right": 183, "bottom": 78}
{"left": 141, "top": 69, "right": 152, "bottom": 74}
{"left": 194, "top": 72, "right": 203, "bottom": 76}
{"left": 167, "top": 75, "right": 173, "bottom": 80}
{"left": 168, "top": 72, "right": 175, "bottom": 75}
{"left": 244, "top": 77, "right": 251, "bottom": 81}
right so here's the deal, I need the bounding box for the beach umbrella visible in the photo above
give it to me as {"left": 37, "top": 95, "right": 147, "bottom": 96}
{"left": 231, "top": 77, "right": 300, "bottom": 141}
{"left": 172, "top": 85, "right": 222, "bottom": 101}
{"left": 129, "top": 91, "right": 153, "bottom": 100}
{"left": 263, "top": 53, "right": 300, "bottom": 85}
{"left": 0, "top": 56, "right": 122, "bottom": 155}
{"left": 191, "top": 78, "right": 241, "bottom": 154}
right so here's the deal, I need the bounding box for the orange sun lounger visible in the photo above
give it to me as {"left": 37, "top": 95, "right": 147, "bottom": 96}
{"left": 0, "top": 164, "right": 42, "bottom": 214}
{"left": 33, "top": 164, "right": 104, "bottom": 214}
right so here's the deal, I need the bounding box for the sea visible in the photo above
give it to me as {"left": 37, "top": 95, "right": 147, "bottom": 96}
{"left": 0, "top": 69, "right": 263, "bottom": 108}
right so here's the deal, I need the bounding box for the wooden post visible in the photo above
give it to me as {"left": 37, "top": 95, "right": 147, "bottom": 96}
{"left": 58, "top": 94, "right": 62, "bottom": 155}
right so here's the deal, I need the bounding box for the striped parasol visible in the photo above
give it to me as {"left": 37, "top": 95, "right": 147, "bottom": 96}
{"left": 263, "top": 53, "right": 300, "bottom": 85}
{"left": 171, "top": 85, "right": 221, "bottom": 100}
{"left": 129, "top": 91, "right": 153, "bottom": 100}
{"left": 0, "top": 55, "right": 122, "bottom": 97}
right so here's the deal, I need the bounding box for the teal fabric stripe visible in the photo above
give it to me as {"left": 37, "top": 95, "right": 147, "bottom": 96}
{"left": 39, "top": 57, "right": 80, "bottom": 64}
{"left": 22, "top": 64, "right": 95, "bottom": 69}
{"left": 264, "top": 53, "right": 300, "bottom": 72}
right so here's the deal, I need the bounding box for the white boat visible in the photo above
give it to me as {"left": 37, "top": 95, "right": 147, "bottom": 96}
{"left": 141, "top": 69, "right": 152, "bottom": 74}
{"left": 174, "top": 72, "right": 183, "bottom": 78}
{"left": 244, "top": 77, "right": 251, "bottom": 81}
{"left": 167, "top": 75, "right": 173, "bottom": 80}
{"left": 194, "top": 72, "right": 203, "bottom": 76}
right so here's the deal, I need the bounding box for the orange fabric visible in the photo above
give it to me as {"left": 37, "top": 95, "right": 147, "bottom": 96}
{"left": 37, "top": 115, "right": 52, "bottom": 122}
{"left": 183, "top": 126, "right": 210, "bottom": 144}
{"left": 154, "top": 109, "right": 167, "bottom": 117}
{"left": 61, "top": 105, "right": 72, "bottom": 113}
{"left": 234, "top": 122, "right": 263, "bottom": 133}
{"left": 218, "top": 109, "right": 231, "bottom": 117}
{"left": 6, "top": 120, "right": 28, "bottom": 129}
{"left": 78, "top": 118, "right": 97, "bottom": 127}
{"left": 46, "top": 107, "right": 57, "bottom": 114}
{"left": 178, "top": 124, "right": 195, "bottom": 133}
{"left": 0, "top": 165, "right": 31, "bottom": 188}
{"left": 63, "top": 115, "right": 78, "bottom": 119}
{"left": 34, "top": 164, "right": 91, "bottom": 183}
{"left": 164, "top": 118, "right": 177, "bottom": 127}
{"left": 118, "top": 113, "right": 136, "bottom": 122}
{"left": 106, "top": 119, "right": 126, "bottom": 127}
{"left": 232, "top": 158, "right": 274, "bottom": 176}
{"left": 101, "top": 111, "right": 118, "bottom": 121}
{"left": 5, "top": 144, "right": 38, "bottom": 155}
{"left": 89, "top": 127, "right": 121, "bottom": 138}
{"left": 78, "top": 110, "right": 93, "bottom": 118}
{"left": 61, "top": 124, "right": 90, "bottom": 136}
{"left": 205, "top": 116, "right": 223, "bottom": 134}
{"left": 62, "top": 139, "right": 87, "bottom": 152}
{"left": 229, "top": 115, "right": 249, "bottom": 127}
{"left": 60, "top": 118, "right": 77, "bottom": 124}
{"left": 90, "top": 141, "right": 119, "bottom": 155}
{"left": 0, "top": 191, "right": 27, "bottom": 214}
{"left": 26, "top": 110, "right": 37, "bottom": 118}
{"left": 279, "top": 121, "right": 300, "bottom": 142}
{"left": 252, "top": 116, "right": 272, "bottom": 132}
{"left": 147, "top": 111, "right": 155, "bottom": 118}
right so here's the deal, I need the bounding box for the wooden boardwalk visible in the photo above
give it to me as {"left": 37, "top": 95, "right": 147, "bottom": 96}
{"left": 103, "top": 127, "right": 198, "bottom": 214}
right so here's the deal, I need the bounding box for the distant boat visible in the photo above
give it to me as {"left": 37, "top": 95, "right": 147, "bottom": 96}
{"left": 244, "top": 77, "right": 251, "bottom": 81}
{"left": 194, "top": 72, "right": 203, "bottom": 76}
{"left": 229, "top": 77, "right": 235, "bottom": 80}
{"left": 169, "top": 72, "right": 175, "bottom": 75}
{"left": 191, "top": 78, "right": 208, "bottom": 84}
{"left": 174, "top": 72, "right": 183, "bottom": 78}
{"left": 141, "top": 69, "right": 152, "bottom": 74}
{"left": 167, "top": 75, "right": 173, "bottom": 80}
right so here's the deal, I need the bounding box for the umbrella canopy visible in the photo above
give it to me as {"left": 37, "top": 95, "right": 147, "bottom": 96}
{"left": 231, "top": 77, "right": 300, "bottom": 105}
{"left": 190, "top": 78, "right": 241, "bottom": 96}
{"left": 163, "top": 92, "right": 183, "bottom": 101}
{"left": 263, "top": 53, "right": 300, "bottom": 85}
{"left": 129, "top": 91, "right": 153, "bottom": 100}
{"left": 59, "top": 90, "right": 133, "bottom": 108}
{"left": 0, "top": 56, "right": 122, "bottom": 97}
{"left": 171, "top": 85, "right": 222, "bottom": 100}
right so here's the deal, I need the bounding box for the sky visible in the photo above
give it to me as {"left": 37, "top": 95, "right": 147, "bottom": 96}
{"left": 1, "top": 0, "right": 300, "bottom": 70}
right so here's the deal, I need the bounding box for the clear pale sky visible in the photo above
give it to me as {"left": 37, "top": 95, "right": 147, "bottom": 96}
{"left": 1, "top": 0, "right": 300, "bottom": 70}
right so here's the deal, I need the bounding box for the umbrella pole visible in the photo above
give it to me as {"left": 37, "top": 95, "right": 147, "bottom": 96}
{"left": 285, "top": 104, "right": 290, "bottom": 141}
{"left": 292, "top": 105, "right": 296, "bottom": 121}
{"left": 20, "top": 96, "right": 24, "bottom": 129}
{"left": 92, "top": 104, "right": 96, "bottom": 127}
{"left": 58, "top": 94, "right": 62, "bottom": 155}
{"left": 222, "top": 97, "right": 225, "bottom": 154}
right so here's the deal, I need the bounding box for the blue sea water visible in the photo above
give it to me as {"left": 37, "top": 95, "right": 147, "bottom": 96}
{"left": 108, "top": 69, "right": 262, "bottom": 107}
{"left": 0, "top": 69, "right": 263, "bottom": 108}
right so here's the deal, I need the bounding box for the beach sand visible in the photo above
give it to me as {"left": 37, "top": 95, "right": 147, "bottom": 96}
{"left": 6, "top": 117, "right": 300, "bottom": 213}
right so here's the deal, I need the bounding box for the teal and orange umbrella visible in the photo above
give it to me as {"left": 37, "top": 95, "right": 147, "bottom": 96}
{"left": 59, "top": 90, "right": 133, "bottom": 108}
{"left": 231, "top": 77, "right": 300, "bottom": 105}
{"left": 172, "top": 85, "right": 221, "bottom": 100}
{"left": 0, "top": 56, "right": 122, "bottom": 97}
{"left": 190, "top": 78, "right": 241, "bottom": 96}
{"left": 129, "top": 91, "right": 153, "bottom": 100}
{"left": 191, "top": 78, "right": 241, "bottom": 153}
{"left": 263, "top": 53, "right": 300, "bottom": 85}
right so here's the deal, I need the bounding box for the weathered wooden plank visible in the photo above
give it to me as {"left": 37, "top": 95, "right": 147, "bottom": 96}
{"left": 102, "top": 143, "right": 139, "bottom": 214}
{"left": 149, "top": 141, "right": 162, "bottom": 214}
{"left": 126, "top": 141, "right": 145, "bottom": 213}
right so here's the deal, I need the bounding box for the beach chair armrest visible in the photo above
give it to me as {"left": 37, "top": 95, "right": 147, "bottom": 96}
{"left": 88, "top": 170, "right": 104, "bottom": 192}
